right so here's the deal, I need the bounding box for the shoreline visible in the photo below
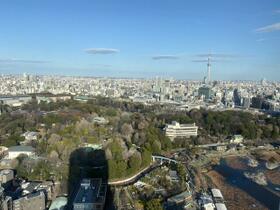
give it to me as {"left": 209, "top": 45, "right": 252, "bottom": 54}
{"left": 205, "top": 170, "right": 268, "bottom": 210}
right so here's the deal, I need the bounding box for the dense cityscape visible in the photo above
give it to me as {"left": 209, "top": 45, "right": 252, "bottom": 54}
{"left": 0, "top": 74, "right": 279, "bottom": 112}
{"left": 0, "top": 72, "right": 279, "bottom": 210}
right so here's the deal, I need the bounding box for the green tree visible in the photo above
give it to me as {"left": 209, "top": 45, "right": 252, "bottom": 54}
{"left": 3, "top": 134, "right": 25, "bottom": 147}
{"left": 128, "top": 153, "right": 142, "bottom": 174}
{"left": 141, "top": 148, "right": 152, "bottom": 167}
{"left": 144, "top": 199, "right": 163, "bottom": 210}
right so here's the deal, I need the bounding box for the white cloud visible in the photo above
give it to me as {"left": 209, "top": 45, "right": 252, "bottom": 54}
{"left": 84, "top": 48, "right": 119, "bottom": 54}
{"left": 255, "top": 22, "right": 280, "bottom": 33}
{"left": 195, "top": 53, "right": 240, "bottom": 58}
{"left": 256, "top": 38, "right": 265, "bottom": 42}
{"left": 152, "top": 55, "right": 179, "bottom": 60}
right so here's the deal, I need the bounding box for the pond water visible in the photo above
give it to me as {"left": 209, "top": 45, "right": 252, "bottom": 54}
{"left": 214, "top": 158, "right": 280, "bottom": 210}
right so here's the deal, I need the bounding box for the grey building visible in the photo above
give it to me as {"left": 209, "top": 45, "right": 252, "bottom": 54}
{"left": 13, "top": 191, "right": 45, "bottom": 210}
{"left": 0, "top": 169, "right": 14, "bottom": 185}
{"left": 49, "top": 196, "right": 67, "bottom": 210}
{"left": 198, "top": 86, "right": 213, "bottom": 100}
{"left": 1, "top": 187, "right": 13, "bottom": 210}
{"left": 233, "top": 88, "right": 241, "bottom": 106}
{"left": 73, "top": 179, "right": 107, "bottom": 210}
{"left": 0, "top": 187, "right": 4, "bottom": 209}
{"left": 242, "top": 97, "right": 251, "bottom": 109}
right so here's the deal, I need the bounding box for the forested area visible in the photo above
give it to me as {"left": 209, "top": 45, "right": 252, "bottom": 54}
{"left": 0, "top": 98, "right": 279, "bottom": 184}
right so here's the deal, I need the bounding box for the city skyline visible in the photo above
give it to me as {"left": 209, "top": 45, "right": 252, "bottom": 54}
{"left": 0, "top": 0, "right": 279, "bottom": 80}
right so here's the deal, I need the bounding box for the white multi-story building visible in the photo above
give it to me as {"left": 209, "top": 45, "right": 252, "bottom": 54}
{"left": 165, "top": 121, "right": 198, "bottom": 140}
{"left": 7, "top": 146, "right": 35, "bottom": 159}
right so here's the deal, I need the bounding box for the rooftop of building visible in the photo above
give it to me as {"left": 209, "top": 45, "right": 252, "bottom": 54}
{"left": 0, "top": 146, "right": 8, "bottom": 152}
{"left": 22, "top": 131, "right": 38, "bottom": 136}
{"left": 167, "top": 190, "right": 192, "bottom": 203}
{"left": 8, "top": 145, "right": 35, "bottom": 152}
{"left": 14, "top": 190, "right": 44, "bottom": 202}
{"left": 166, "top": 121, "right": 197, "bottom": 128}
{"left": 0, "top": 169, "right": 14, "bottom": 175}
{"left": 215, "top": 203, "right": 227, "bottom": 210}
{"left": 49, "top": 196, "right": 68, "bottom": 210}
{"left": 211, "top": 188, "right": 224, "bottom": 199}
{"left": 73, "top": 179, "right": 106, "bottom": 204}
{"left": 21, "top": 181, "right": 42, "bottom": 195}
{"left": 26, "top": 190, "right": 44, "bottom": 199}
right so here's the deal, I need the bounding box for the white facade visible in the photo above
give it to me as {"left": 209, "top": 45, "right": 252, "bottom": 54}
{"left": 211, "top": 188, "right": 224, "bottom": 199}
{"left": 230, "top": 135, "right": 244, "bottom": 144}
{"left": 92, "top": 117, "right": 108, "bottom": 125}
{"left": 7, "top": 151, "right": 34, "bottom": 159}
{"left": 7, "top": 146, "right": 35, "bottom": 159}
{"left": 215, "top": 203, "right": 227, "bottom": 210}
{"left": 165, "top": 121, "right": 198, "bottom": 139}
{"left": 21, "top": 131, "right": 38, "bottom": 141}
{"left": 203, "top": 203, "right": 215, "bottom": 210}
{"left": 0, "top": 169, "right": 14, "bottom": 184}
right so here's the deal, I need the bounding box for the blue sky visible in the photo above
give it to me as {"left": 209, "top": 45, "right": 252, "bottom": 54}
{"left": 0, "top": 0, "right": 279, "bottom": 80}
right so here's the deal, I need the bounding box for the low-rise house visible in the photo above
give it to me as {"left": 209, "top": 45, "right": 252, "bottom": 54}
{"left": 82, "top": 143, "right": 102, "bottom": 150}
{"left": 214, "top": 145, "right": 227, "bottom": 152}
{"left": 229, "top": 135, "right": 244, "bottom": 144}
{"left": 49, "top": 196, "right": 67, "bottom": 210}
{"left": 203, "top": 202, "right": 216, "bottom": 210}
{"left": 13, "top": 191, "right": 45, "bottom": 210}
{"left": 0, "top": 96, "right": 32, "bottom": 107}
{"left": 210, "top": 188, "right": 227, "bottom": 210}
{"left": 215, "top": 203, "right": 227, "bottom": 210}
{"left": 92, "top": 117, "right": 108, "bottom": 125}
{"left": 0, "top": 146, "right": 8, "bottom": 159}
{"left": 0, "top": 169, "right": 14, "bottom": 185}
{"left": 167, "top": 190, "right": 192, "bottom": 206}
{"left": 19, "top": 180, "right": 55, "bottom": 203}
{"left": 211, "top": 188, "right": 224, "bottom": 202}
{"left": 2, "top": 196, "right": 13, "bottom": 210}
{"left": 198, "top": 193, "right": 215, "bottom": 210}
{"left": 21, "top": 132, "right": 39, "bottom": 141}
{"left": 169, "top": 170, "right": 179, "bottom": 182}
{"left": 0, "top": 159, "right": 14, "bottom": 168}
{"left": 1, "top": 187, "right": 13, "bottom": 210}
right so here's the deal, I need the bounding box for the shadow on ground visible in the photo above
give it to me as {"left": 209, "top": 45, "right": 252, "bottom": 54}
{"left": 67, "top": 148, "right": 116, "bottom": 210}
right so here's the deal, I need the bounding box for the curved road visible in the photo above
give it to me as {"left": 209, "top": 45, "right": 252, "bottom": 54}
{"left": 108, "top": 155, "right": 177, "bottom": 186}
{"left": 108, "top": 164, "right": 160, "bottom": 186}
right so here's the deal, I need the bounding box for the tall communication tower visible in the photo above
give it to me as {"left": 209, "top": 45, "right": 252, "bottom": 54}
{"left": 207, "top": 56, "right": 211, "bottom": 84}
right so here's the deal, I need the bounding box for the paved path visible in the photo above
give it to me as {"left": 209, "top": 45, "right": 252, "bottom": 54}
{"left": 108, "top": 164, "right": 159, "bottom": 186}
{"left": 108, "top": 154, "right": 178, "bottom": 186}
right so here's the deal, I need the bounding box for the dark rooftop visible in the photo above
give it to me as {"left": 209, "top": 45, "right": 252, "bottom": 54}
{"left": 73, "top": 179, "right": 106, "bottom": 204}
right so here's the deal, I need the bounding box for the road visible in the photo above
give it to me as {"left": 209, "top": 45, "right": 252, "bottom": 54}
{"left": 108, "top": 164, "right": 160, "bottom": 186}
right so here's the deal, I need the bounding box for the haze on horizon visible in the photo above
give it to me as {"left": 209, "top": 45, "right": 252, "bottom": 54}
{"left": 0, "top": 0, "right": 279, "bottom": 81}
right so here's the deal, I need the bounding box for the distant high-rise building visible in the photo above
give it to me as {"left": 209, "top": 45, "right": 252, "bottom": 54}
{"left": 261, "top": 78, "right": 266, "bottom": 86}
{"left": 251, "top": 96, "right": 264, "bottom": 109}
{"left": 233, "top": 88, "right": 242, "bottom": 106}
{"left": 203, "top": 76, "right": 207, "bottom": 85}
{"left": 198, "top": 86, "right": 213, "bottom": 100}
{"left": 242, "top": 97, "right": 251, "bottom": 109}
